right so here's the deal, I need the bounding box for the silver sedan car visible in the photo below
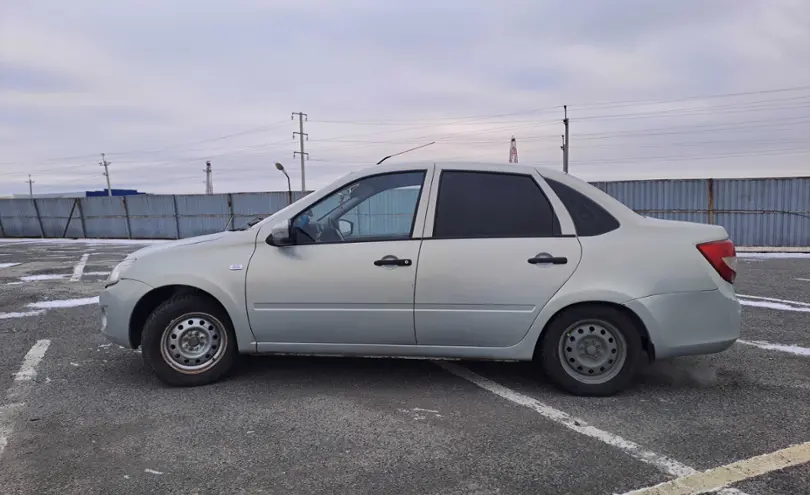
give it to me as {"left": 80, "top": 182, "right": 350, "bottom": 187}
{"left": 99, "top": 161, "right": 741, "bottom": 396}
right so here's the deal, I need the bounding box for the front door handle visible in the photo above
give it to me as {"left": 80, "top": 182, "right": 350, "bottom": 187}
{"left": 528, "top": 256, "right": 568, "bottom": 265}
{"left": 374, "top": 257, "right": 412, "bottom": 267}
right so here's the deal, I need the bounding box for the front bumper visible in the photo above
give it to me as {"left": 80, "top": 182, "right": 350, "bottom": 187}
{"left": 99, "top": 278, "right": 153, "bottom": 348}
{"left": 624, "top": 288, "right": 742, "bottom": 360}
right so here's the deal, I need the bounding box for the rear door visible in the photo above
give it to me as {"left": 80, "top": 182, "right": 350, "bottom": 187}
{"left": 414, "top": 165, "right": 582, "bottom": 348}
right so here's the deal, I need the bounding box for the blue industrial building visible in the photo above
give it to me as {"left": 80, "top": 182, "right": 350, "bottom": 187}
{"left": 85, "top": 189, "right": 145, "bottom": 197}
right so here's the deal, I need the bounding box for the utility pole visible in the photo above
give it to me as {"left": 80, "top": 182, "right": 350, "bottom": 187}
{"left": 292, "top": 112, "right": 309, "bottom": 193}
{"left": 562, "top": 105, "right": 569, "bottom": 173}
{"left": 27, "top": 175, "right": 34, "bottom": 198}
{"left": 99, "top": 153, "right": 112, "bottom": 196}
{"left": 204, "top": 160, "right": 213, "bottom": 194}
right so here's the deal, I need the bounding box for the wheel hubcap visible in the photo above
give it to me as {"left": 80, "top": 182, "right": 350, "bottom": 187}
{"left": 160, "top": 313, "right": 227, "bottom": 374}
{"left": 559, "top": 320, "right": 627, "bottom": 384}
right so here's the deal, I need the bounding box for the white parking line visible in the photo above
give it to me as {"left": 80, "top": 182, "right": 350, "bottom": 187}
{"left": 70, "top": 253, "right": 89, "bottom": 282}
{"left": 738, "top": 339, "right": 810, "bottom": 357}
{"left": 435, "top": 362, "right": 747, "bottom": 494}
{"left": 0, "top": 339, "right": 51, "bottom": 459}
{"left": 13, "top": 340, "right": 51, "bottom": 381}
{"left": 796, "top": 278, "right": 810, "bottom": 282}
{"left": 622, "top": 441, "right": 810, "bottom": 495}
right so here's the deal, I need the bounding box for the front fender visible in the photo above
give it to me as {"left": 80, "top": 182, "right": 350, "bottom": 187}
{"left": 147, "top": 274, "right": 257, "bottom": 353}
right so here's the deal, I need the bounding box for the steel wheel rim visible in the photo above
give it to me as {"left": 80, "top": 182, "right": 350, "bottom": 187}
{"left": 160, "top": 313, "right": 227, "bottom": 374}
{"left": 558, "top": 319, "right": 627, "bottom": 385}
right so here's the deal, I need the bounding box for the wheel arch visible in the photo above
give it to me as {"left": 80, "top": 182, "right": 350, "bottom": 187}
{"left": 129, "top": 285, "right": 233, "bottom": 349}
{"left": 533, "top": 300, "right": 655, "bottom": 361}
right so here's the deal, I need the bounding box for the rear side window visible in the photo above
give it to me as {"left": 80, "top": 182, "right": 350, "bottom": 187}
{"left": 433, "top": 171, "right": 560, "bottom": 239}
{"left": 545, "top": 178, "right": 619, "bottom": 236}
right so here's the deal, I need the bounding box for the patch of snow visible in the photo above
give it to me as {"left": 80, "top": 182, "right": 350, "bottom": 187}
{"left": 738, "top": 339, "right": 810, "bottom": 357}
{"left": 144, "top": 469, "right": 164, "bottom": 475}
{"left": 5, "top": 281, "right": 24, "bottom": 286}
{"left": 739, "top": 299, "right": 810, "bottom": 313}
{"left": 0, "top": 238, "right": 166, "bottom": 245}
{"left": 27, "top": 296, "right": 99, "bottom": 309}
{"left": 70, "top": 362, "right": 80, "bottom": 367}
{"left": 19, "top": 274, "right": 68, "bottom": 281}
{"left": 737, "top": 252, "right": 810, "bottom": 259}
{"left": 796, "top": 278, "right": 810, "bottom": 282}
{"left": 0, "top": 262, "right": 20, "bottom": 268}
{"left": 0, "top": 310, "right": 45, "bottom": 319}
{"left": 84, "top": 271, "right": 111, "bottom": 276}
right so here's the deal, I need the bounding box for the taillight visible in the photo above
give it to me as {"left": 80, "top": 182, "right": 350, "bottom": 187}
{"left": 697, "top": 239, "right": 737, "bottom": 284}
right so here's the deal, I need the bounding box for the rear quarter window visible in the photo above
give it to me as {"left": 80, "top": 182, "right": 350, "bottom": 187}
{"left": 545, "top": 178, "right": 620, "bottom": 237}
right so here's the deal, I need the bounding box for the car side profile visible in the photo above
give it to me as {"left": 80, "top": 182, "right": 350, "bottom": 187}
{"left": 99, "top": 161, "right": 741, "bottom": 396}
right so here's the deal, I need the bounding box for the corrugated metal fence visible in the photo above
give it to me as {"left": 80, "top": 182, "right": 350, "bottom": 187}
{"left": 1, "top": 177, "right": 808, "bottom": 246}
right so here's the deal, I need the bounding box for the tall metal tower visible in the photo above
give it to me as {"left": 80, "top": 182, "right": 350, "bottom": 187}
{"left": 509, "top": 136, "right": 518, "bottom": 163}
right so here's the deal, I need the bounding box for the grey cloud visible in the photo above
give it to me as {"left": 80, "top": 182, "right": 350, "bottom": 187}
{"left": 0, "top": 0, "right": 808, "bottom": 196}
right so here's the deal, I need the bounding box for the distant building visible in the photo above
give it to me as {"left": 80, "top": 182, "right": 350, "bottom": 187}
{"left": 9, "top": 188, "right": 146, "bottom": 199}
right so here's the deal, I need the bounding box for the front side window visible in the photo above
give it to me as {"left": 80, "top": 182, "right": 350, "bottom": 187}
{"left": 291, "top": 170, "right": 426, "bottom": 244}
{"left": 432, "top": 171, "right": 560, "bottom": 239}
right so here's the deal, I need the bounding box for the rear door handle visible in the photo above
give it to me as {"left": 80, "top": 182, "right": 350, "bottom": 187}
{"left": 374, "top": 257, "right": 412, "bottom": 267}
{"left": 528, "top": 256, "right": 568, "bottom": 265}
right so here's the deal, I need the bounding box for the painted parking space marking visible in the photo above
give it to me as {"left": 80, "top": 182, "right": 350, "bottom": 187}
{"left": 0, "top": 339, "right": 51, "bottom": 459}
{"left": 435, "top": 362, "right": 747, "bottom": 494}
{"left": 738, "top": 339, "right": 810, "bottom": 357}
{"left": 70, "top": 253, "right": 89, "bottom": 282}
{"left": 13, "top": 340, "right": 52, "bottom": 382}
{"left": 621, "top": 441, "right": 810, "bottom": 495}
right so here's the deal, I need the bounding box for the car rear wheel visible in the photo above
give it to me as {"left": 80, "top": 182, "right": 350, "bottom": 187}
{"left": 141, "top": 293, "right": 237, "bottom": 387}
{"left": 538, "top": 305, "right": 643, "bottom": 396}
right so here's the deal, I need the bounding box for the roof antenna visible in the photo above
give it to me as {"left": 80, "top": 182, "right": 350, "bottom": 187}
{"left": 376, "top": 141, "right": 435, "bottom": 165}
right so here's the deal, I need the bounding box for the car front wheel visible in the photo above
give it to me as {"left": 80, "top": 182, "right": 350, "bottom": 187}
{"left": 538, "top": 304, "right": 643, "bottom": 397}
{"left": 141, "top": 293, "right": 237, "bottom": 387}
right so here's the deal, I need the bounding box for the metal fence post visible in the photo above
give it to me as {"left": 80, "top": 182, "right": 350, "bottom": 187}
{"left": 171, "top": 195, "right": 181, "bottom": 239}
{"left": 62, "top": 198, "right": 79, "bottom": 238}
{"left": 707, "top": 178, "right": 714, "bottom": 225}
{"left": 122, "top": 196, "right": 133, "bottom": 239}
{"left": 227, "top": 193, "right": 234, "bottom": 230}
{"left": 0, "top": 212, "right": 5, "bottom": 238}
{"left": 32, "top": 198, "right": 46, "bottom": 238}
{"left": 77, "top": 199, "right": 87, "bottom": 238}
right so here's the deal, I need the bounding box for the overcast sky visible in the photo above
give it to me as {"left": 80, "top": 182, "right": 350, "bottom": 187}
{"left": 1, "top": 0, "right": 808, "bottom": 196}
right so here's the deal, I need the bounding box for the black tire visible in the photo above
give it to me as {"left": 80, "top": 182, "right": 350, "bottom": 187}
{"left": 141, "top": 293, "right": 238, "bottom": 387}
{"left": 537, "top": 304, "right": 643, "bottom": 397}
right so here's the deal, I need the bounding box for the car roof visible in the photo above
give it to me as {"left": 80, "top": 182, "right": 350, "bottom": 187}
{"left": 349, "top": 160, "right": 569, "bottom": 180}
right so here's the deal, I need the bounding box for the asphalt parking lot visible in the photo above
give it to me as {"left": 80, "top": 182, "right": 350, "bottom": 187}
{"left": 1, "top": 239, "right": 809, "bottom": 495}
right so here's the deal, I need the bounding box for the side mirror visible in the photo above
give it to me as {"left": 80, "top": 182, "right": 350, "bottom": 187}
{"left": 266, "top": 221, "right": 292, "bottom": 246}
{"left": 338, "top": 219, "right": 354, "bottom": 236}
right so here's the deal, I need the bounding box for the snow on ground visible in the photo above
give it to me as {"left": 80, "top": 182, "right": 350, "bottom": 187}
{"left": 19, "top": 274, "right": 69, "bottom": 281}
{"left": 738, "top": 252, "right": 810, "bottom": 259}
{"left": 27, "top": 296, "right": 99, "bottom": 309}
{"left": 0, "top": 238, "right": 166, "bottom": 245}
{"left": 738, "top": 339, "right": 810, "bottom": 357}
{"left": 0, "top": 309, "right": 46, "bottom": 319}
{"left": 0, "top": 262, "right": 21, "bottom": 268}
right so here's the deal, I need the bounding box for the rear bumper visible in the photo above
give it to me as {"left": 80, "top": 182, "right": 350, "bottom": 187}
{"left": 99, "top": 278, "right": 153, "bottom": 348}
{"left": 623, "top": 288, "right": 741, "bottom": 360}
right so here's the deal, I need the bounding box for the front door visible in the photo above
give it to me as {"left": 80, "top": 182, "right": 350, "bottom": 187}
{"left": 246, "top": 168, "right": 432, "bottom": 345}
{"left": 414, "top": 168, "right": 582, "bottom": 348}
